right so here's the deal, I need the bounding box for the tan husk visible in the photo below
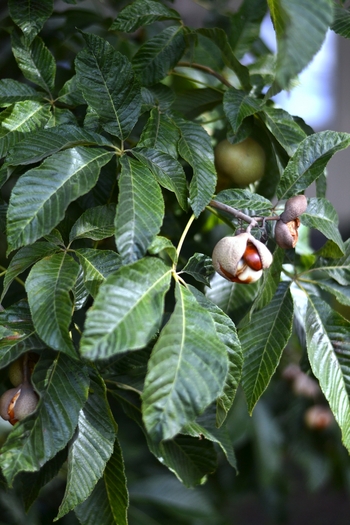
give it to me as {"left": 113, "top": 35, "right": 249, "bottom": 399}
{"left": 280, "top": 195, "right": 307, "bottom": 223}
{"left": 275, "top": 218, "right": 300, "bottom": 249}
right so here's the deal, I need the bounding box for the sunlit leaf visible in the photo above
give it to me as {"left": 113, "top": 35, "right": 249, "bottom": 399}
{"left": 80, "top": 257, "right": 172, "bottom": 360}
{"left": 25, "top": 252, "right": 80, "bottom": 356}
{"left": 142, "top": 282, "right": 228, "bottom": 441}
{"left": 301, "top": 197, "right": 345, "bottom": 254}
{"left": 241, "top": 282, "right": 294, "bottom": 413}
{"left": 75, "top": 32, "right": 141, "bottom": 139}
{"left": 7, "top": 147, "right": 113, "bottom": 253}
{"left": 8, "top": 0, "right": 53, "bottom": 43}
{"left": 115, "top": 155, "right": 164, "bottom": 263}
{"left": 69, "top": 204, "right": 116, "bottom": 243}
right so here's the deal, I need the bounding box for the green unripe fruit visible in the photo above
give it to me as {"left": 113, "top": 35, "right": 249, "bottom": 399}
{"left": 215, "top": 137, "right": 266, "bottom": 187}
{"left": 8, "top": 356, "right": 25, "bottom": 387}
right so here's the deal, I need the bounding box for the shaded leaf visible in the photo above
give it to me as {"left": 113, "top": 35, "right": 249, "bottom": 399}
{"left": 175, "top": 116, "right": 216, "bottom": 217}
{"left": 317, "top": 280, "right": 350, "bottom": 307}
{"left": 229, "top": 0, "right": 268, "bottom": 59}
{"left": 0, "top": 79, "right": 40, "bottom": 106}
{"left": 223, "top": 87, "right": 263, "bottom": 133}
{"left": 75, "top": 248, "right": 122, "bottom": 298}
{"left": 277, "top": 131, "right": 350, "bottom": 200}
{"left": 189, "top": 286, "right": 243, "bottom": 427}
{"left": 11, "top": 33, "right": 56, "bottom": 94}
{"left": 180, "top": 253, "right": 214, "bottom": 286}
{"left": 133, "top": 147, "right": 188, "bottom": 210}
{"left": 331, "top": 5, "right": 350, "bottom": 38}
{"left": 138, "top": 108, "right": 180, "bottom": 158}
{"left": 80, "top": 257, "right": 172, "bottom": 360}
{"left": 1, "top": 241, "right": 60, "bottom": 301}
{"left": 7, "top": 147, "right": 113, "bottom": 253}
{"left": 241, "top": 282, "right": 294, "bottom": 413}
{"left": 301, "top": 197, "right": 345, "bottom": 254}
{"left": 133, "top": 25, "right": 186, "bottom": 86}
{"left": 9, "top": 0, "right": 53, "bottom": 42}
{"left": 115, "top": 155, "right": 164, "bottom": 264}
{"left": 0, "top": 101, "right": 50, "bottom": 159}
{"left": 260, "top": 106, "right": 307, "bottom": 156}
{"left": 6, "top": 125, "right": 112, "bottom": 166}
{"left": 214, "top": 189, "right": 272, "bottom": 215}
{"left": 69, "top": 204, "right": 116, "bottom": 243}
{"left": 110, "top": 0, "right": 181, "bottom": 32}
{"left": 75, "top": 32, "right": 141, "bottom": 139}
{"left": 74, "top": 439, "right": 128, "bottom": 525}
{"left": 147, "top": 236, "right": 178, "bottom": 264}
{"left": 57, "top": 371, "right": 117, "bottom": 519}
{"left": 250, "top": 246, "right": 285, "bottom": 313}
{"left": 142, "top": 282, "right": 228, "bottom": 441}
{"left": 0, "top": 351, "right": 89, "bottom": 485}
{"left": 196, "top": 28, "right": 251, "bottom": 91}
{"left": 316, "top": 239, "right": 350, "bottom": 285}
{"left": 141, "top": 84, "right": 175, "bottom": 112}
{"left": 25, "top": 252, "right": 80, "bottom": 356}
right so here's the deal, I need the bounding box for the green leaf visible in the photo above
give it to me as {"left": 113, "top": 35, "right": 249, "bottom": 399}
{"left": 8, "top": 0, "right": 53, "bottom": 43}
{"left": 317, "top": 280, "right": 350, "bottom": 307}
{"left": 0, "top": 79, "right": 40, "bottom": 106}
{"left": 331, "top": 5, "right": 350, "bottom": 38}
{"left": 6, "top": 125, "right": 112, "bottom": 166}
{"left": 267, "top": 0, "right": 333, "bottom": 90}
{"left": 0, "top": 101, "right": 50, "bottom": 159}
{"left": 74, "top": 439, "right": 128, "bottom": 525}
{"left": 0, "top": 303, "right": 47, "bottom": 369}
{"left": 56, "top": 75, "right": 86, "bottom": 106}
{"left": 277, "top": 131, "right": 350, "bottom": 200}
{"left": 25, "top": 252, "right": 79, "bottom": 356}
{"left": 0, "top": 351, "right": 89, "bottom": 485}
{"left": 7, "top": 147, "right": 113, "bottom": 253}
{"left": 142, "top": 282, "right": 229, "bottom": 441}
{"left": 206, "top": 272, "right": 259, "bottom": 324}
{"left": 241, "top": 282, "right": 294, "bottom": 413}
{"left": 189, "top": 286, "right": 243, "bottom": 427}
{"left": 175, "top": 116, "right": 216, "bottom": 217}
{"left": 196, "top": 28, "right": 251, "bottom": 91}
{"left": 260, "top": 106, "right": 307, "bottom": 156}
{"left": 158, "top": 435, "right": 217, "bottom": 487}
{"left": 214, "top": 189, "right": 272, "bottom": 215}
{"left": 110, "top": 0, "right": 181, "bottom": 32}
{"left": 18, "top": 448, "right": 67, "bottom": 512}
{"left": 138, "top": 109, "right": 180, "bottom": 159}
{"left": 115, "top": 155, "right": 164, "bottom": 263}
{"left": 11, "top": 33, "right": 56, "bottom": 94}
{"left": 183, "top": 404, "right": 237, "bottom": 469}
{"left": 318, "top": 239, "right": 350, "bottom": 285}
{"left": 171, "top": 87, "right": 223, "bottom": 120}
{"left": 133, "top": 147, "right": 188, "bottom": 210}
{"left": 223, "top": 87, "right": 263, "bottom": 134}
{"left": 75, "top": 33, "right": 141, "bottom": 139}
{"left": 57, "top": 371, "right": 117, "bottom": 519}
{"left": 141, "top": 84, "right": 175, "bottom": 112}
{"left": 69, "top": 204, "right": 116, "bottom": 243}
{"left": 1, "top": 241, "right": 60, "bottom": 301}
{"left": 80, "top": 257, "right": 172, "bottom": 360}
{"left": 250, "top": 246, "right": 285, "bottom": 313}
{"left": 147, "top": 236, "right": 178, "bottom": 264}
{"left": 133, "top": 25, "right": 186, "bottom": 86}
{"left": 75, "top": 248, "right": 122, "bottom": 298}
{"left": 301, "top": 198, "right": 345, "bottom": 254}
{"left": 180, "top": 253, "right": 214, "bottom": 286}
{"left": 229, "top": 0, "right": 267, "bottom": 59}
{"left": 306, "top": 295, "right": 350, "bottom": 451}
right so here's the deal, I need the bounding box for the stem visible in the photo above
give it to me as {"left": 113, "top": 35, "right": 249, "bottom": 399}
{"left": 175, "top": 214, "right": 196, "bottom": 262}
{"left": 208, "top": 199, "right": 280, "bottom": 232}
{"left": 0, "top": 265, "right": 25, "bottom": 287}
{"left": 176, "top": 61, "right": 233, "bottom": 88}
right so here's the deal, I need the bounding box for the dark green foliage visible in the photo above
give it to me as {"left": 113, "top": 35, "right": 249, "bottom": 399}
{"left": 0, "top": 0, "right": 350, "bottom": 523}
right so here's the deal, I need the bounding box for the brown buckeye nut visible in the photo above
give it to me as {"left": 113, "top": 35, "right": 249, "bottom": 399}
{"left": 0, "top": 381, "right": 39, "bottom": 425}
{"left": 279, "top": 194, "right": 308, "bottom": 223}
{"left": 275, "top": 217, "right": 300, "bottom": 249}
{"left": 304, "top": 405, "right": 334, "bottom": 431}
{"left": 212, "top": 232, "right": 273, "bottom": 284}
